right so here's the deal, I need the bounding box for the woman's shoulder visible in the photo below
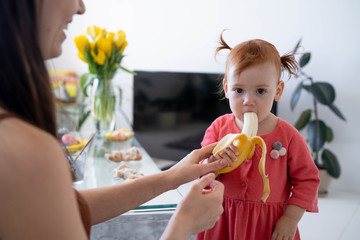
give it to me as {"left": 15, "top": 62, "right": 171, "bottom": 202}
{"left": 0, "top": 114, "right": 57, "bottom": 147}
{"left": 0, "top": 115, "right": 64, "bottom": 174}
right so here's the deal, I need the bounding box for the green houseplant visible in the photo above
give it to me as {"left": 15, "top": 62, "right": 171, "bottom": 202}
{"left": 291, "top": 39, "right": 346, "bottom": 180}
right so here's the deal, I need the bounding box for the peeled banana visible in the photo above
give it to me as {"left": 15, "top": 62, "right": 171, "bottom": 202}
{"left": 213, "top": 112, "right": 270, "bottom": 203}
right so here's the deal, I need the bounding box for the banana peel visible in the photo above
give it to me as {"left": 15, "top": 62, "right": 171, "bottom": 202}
{"left": 213, "top": 112, "right": 270, "bottom": 203}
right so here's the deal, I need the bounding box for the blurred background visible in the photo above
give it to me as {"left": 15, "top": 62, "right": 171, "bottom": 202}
{"left": 50, "top": 0, "right": 360, "bottom": 194}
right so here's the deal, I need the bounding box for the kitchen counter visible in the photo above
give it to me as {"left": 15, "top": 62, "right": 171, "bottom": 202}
{"left": 73, "top": 111, "right": 183, "bottom": 239}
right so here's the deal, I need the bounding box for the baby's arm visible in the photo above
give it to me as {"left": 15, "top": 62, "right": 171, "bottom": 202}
{"left": 271, "top": 204, "right": 305, "bottom": 240}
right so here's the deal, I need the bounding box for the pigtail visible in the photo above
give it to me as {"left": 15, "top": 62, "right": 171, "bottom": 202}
{"left": 280, "top": 52, "right": 299, "bottom": 78}
{"left": 215, "top": 29, "right": 232, "bottom": 59}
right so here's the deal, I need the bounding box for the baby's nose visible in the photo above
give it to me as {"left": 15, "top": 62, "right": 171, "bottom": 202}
{"left": 243, "top": 94, "right": 255, "bottom": 105}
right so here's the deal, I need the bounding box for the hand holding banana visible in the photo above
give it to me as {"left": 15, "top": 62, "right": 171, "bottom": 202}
{"left": 213, "top": 112, "right": 270, "bottom": 203}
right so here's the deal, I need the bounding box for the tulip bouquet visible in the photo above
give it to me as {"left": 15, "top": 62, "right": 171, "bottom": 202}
{"left": 74, "top": 25, "right": 135, "bottom": 97}
{"left": 74, "top": 25, "right": 135, "bottom": 132}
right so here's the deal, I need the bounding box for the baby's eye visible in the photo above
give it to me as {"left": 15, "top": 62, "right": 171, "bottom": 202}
{"left": 256, "top": 89, "right": 266, "bottom": 94}
{"left": 235, "top": 88, "right": 243, "bottom": 94}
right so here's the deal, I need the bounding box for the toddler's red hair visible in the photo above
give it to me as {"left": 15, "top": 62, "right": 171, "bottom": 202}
{"left": 216, "top": 30, "right": 299, "bottom": 84}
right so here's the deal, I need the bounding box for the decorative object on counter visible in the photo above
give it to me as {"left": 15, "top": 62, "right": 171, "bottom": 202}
{"left": 73, "top": 130, "right": 98, "bottom": 163}
{"left": 114, "top": 164, "right": 144, "bottom": 181}
{"left": 59, "top": 136, "right": 85, "bottom": 183}
{"left": 74, "top": 25, "right": 136, "bottom": 134}
{"left": 61, "top": 133, "right": 87, "bottom": 154}
{"left": 291, "top": 39, "right": 346, "bottom": 193}
{"left": 105, "top": 147, "right": 142, "bottom": 162}
{"left": 72, "top": 151, "right": 87, "bottom": 184}
{"left": 50, "top": 70, "right": 78, "bottom": 104}
{"left": 53, "top": 70, "right": 91, "bottom": 132}
{"left": 59, "top": 130, "right": 98, "bottom": 183}
{"left": 104, "top": 128, "right": 134, "bottom": 141}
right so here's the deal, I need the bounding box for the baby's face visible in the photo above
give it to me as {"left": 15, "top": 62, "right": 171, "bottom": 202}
{"left": 224, "top": 62, "right": 283, "bottom": 128}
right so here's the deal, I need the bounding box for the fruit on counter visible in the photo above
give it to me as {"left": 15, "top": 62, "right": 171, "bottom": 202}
{"left": 62, "top": 134, "right": 80, "bottom": 146}
{"left": 60, "top": 133, "right": 86, "bottom": 154}
{"left": 213, "top": 112, "right": 270, "bottom": 203}
{"left": 105, "top": 147, "right": 142, "bottom": 162}
{"left": 114, "top": 164, "right": 144, "bottom": 180}
{"left": 104, "top": 128, "right": 134, "bottom": 141}
{"left": 57, "top": 128, "right": 70, "bottom": 139}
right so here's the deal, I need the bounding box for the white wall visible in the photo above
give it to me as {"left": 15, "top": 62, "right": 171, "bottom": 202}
{"left": 51, "top": 0, "right": 360, "bottom": 193}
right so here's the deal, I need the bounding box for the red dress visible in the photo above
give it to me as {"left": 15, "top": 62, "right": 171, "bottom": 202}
{"left": 196, "top": 114, "right": 319, "bottom": 240}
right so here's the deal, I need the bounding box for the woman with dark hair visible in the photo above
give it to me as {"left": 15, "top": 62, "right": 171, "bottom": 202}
{"left": 0, "top": 0, "right": 226, "bottom": 239}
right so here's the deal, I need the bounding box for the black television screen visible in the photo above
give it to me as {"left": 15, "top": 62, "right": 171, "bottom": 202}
{"left": 133, "top": 70, "right": 276, "bottom": 162}
{"left": 134, "top": 71, "right": 230, "bottom": 129}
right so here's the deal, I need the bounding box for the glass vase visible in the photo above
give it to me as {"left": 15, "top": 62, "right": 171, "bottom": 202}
{"left": 91, "top": 78, "right": 116, "bottom": 134}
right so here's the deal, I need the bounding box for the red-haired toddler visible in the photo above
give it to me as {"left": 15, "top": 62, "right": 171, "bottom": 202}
{"left": 196, "top": 31, "right": 320, "bottom": 240}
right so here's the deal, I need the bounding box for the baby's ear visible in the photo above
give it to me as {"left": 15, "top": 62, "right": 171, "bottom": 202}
{"left": 223, "top": 79, "right": 229, "bottom": 98}
{"left": 274, "top": 81, "right": 285, "bottom": 102}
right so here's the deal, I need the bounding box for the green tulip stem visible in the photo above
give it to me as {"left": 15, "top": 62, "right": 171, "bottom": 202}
{"left": 91, "top": 78, "right": 116, "bottom": 133}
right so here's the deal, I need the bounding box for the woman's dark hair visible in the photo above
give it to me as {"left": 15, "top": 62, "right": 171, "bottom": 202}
{"left": 0, "top": 0, "right": 57, "bottom": 136}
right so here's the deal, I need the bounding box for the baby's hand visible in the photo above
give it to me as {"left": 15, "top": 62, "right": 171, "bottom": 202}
{"left": 271, "top": 215, "right": 298, "bottom": 240}
{"left": 207, "top": 144, "right": 239, "bottom": 167}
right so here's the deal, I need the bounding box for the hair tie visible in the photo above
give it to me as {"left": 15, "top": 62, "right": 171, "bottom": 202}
{"left": 229, "top": 47, "right": 233, "bottom": 51}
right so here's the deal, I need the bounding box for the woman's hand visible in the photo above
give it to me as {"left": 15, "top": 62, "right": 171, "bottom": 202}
{"left": 206, "top": 143, "right": 238, "bottom": 167}
{"left": 161, "top": 173, "right": 224, "bottom": 239}
{"left": 167, "top": 143, "right": 226, "bottom": 188}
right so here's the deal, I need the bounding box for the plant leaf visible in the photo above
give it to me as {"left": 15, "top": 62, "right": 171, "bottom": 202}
{"left": 322, "top": 149, "right": 341, "bottom": 178}
{"left": 326, "top": 126, "right": 334, "bottom": 142}
{"left": 307, "top": 119, "right": 328, "bottom": 152}
{"left": 310, "top": 82, "right": 335, "bottom": 105}
{"left": 328, "top": 103, "right": 346, "bottom": 121}
{"left": 300, "top": 52, "right": 311, "bottom": 68}
{"left": 294, "top": 109, "right": 312, "bottom": 131}
{"left": 78, "top": 110, "right": 90, "bottom": 131}
{"left": 291, "top": 82, "right": 303, "bottom": 110}
{"left": 114, "top": 64, "right": 137, "bottom": 75}
{"left": 80, "top": 73, "right": 96, "bottom": 97}
{"left": 302, "top": 84, "right": 311, "bottom": 92}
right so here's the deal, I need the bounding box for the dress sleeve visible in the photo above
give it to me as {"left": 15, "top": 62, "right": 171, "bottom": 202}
{"left": 201, "top": 121, "right": 219, "bottom": 147}
{"left": 287, "top": 132, "right": 320, "bottom": 212}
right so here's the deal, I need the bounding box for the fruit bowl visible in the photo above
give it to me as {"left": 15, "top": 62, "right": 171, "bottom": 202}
{"left": 63, "top": 138, "right": 87, "bottom": 154}
{"left": 104, "top": 129, "right": 134, "bottom": 141}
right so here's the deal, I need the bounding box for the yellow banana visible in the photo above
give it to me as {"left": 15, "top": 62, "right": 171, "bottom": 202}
{"left": 213, "top": 112, "right": 270, "bottom": 203}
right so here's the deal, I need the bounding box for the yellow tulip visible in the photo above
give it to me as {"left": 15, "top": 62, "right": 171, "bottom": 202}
{"left": 77, "top": 52, "right": 87, "bottom": 63}
{"left": 119, "top": 40, "right": 128, "bottom": 53}
{"left": 74, "top": 35, "right": 89, "bottom": 53}
{"left": 75, "top": 26, "right": 134, "bottom": 79}
{"left": 99, "top": 28, "right": 107, "bottom": 38}
{"left": 105, "top": 32, "right": 115, "bottom": 42}
{"left": 89, "top": 42, "right": 96, "bottom": 51}
{"left": 86, "top": 25, "right": 101, "bottom": 38}
{"left": 97, "top": 37, "right": 112, "bottom": 56}
{"left": 91, "top": 49, "right": 106, "bottom": 65}
{"left": 114, "top": 30, "right": 126, "bottom": 49}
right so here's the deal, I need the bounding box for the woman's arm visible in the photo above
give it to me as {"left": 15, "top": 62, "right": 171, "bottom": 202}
{"left": 80, "top": 143, "right": 226, "bottom": 224}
